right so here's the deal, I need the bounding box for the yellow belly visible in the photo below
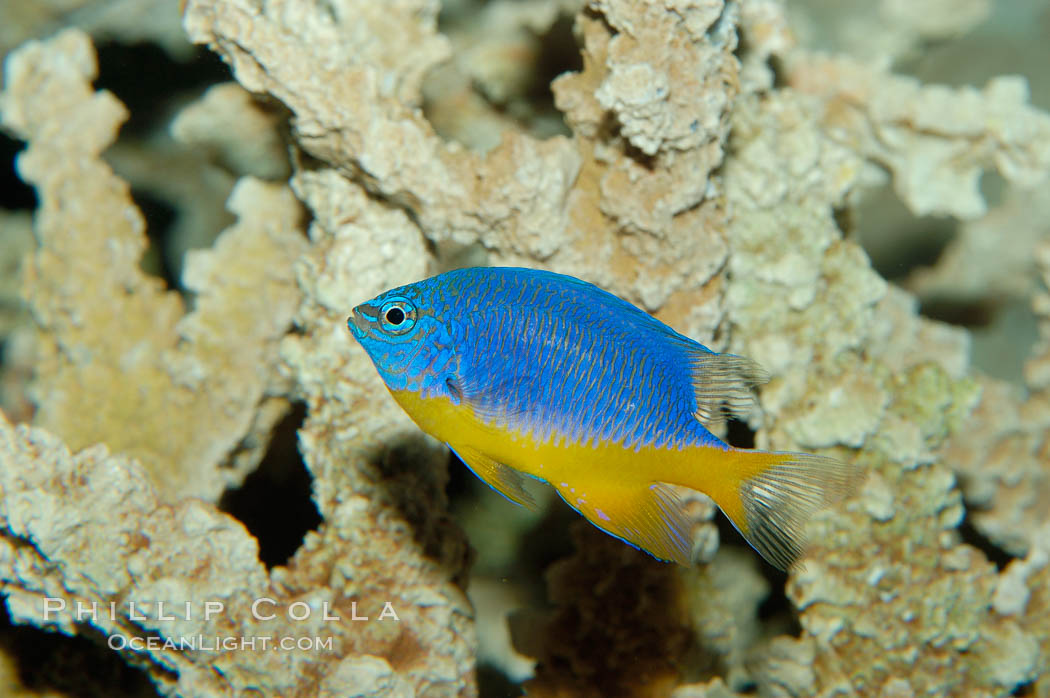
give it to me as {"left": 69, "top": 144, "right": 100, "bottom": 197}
{"left": 386, "top": 388, "right": 856, "bottom": 570}
{"left": 386, "top": 388, "right": 797, "bottom": 565}
{"left": 387, "top": 388, "right": 735, "bottom": 505}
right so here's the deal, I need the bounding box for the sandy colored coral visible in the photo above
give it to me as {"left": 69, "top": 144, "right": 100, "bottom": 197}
{"left": 0, "top": 408, "right": 474, "bottom": 696}
{"left": 514, "top": 522, "right": 699, "bottom": 697}
{"left": 786, "top": 0, "right": 991, "bottom": 64}
{"left": 934, "top": 231, "right": 1050, "bottom": 560}
{"left": 515, "top": 524, "right": 770, "bottom": 696}
{"left": 0, "top": 212, "right": 31, "bottom": 338}
{"left": 423, "top": 0, "right": 582, "bottom": 152}
{"left": 1, "top": 0, "right": 1050, "bottom": 695}
{"left": 0, "top": 0, "right": 190, "bottom": 61}
{"left": 1, "top": 29, "right": 305, "bottom": 501}
{"left": 170, "top": 82, "right": 291, "bottom": 182}
{"left": 908, "top": 184, "right": 1050, "bottom": 302}
{"left": 1, "top": 29, "right": 477, "bottom": 696}
{"left": 183, "top": 0, "right": 733, "bottom": 330}
{"left": 995, "top": 521, "right": 1050, "bottom": 697}
{"left": 786, "top": 53, "right": 1050, "bottom": 220}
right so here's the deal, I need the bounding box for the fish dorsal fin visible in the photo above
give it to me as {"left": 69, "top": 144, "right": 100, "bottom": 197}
{"left": 553, "top": 480, "right": 695, "bottom": 565}
{"left": 687, "top": 351, "right": 769, "bottom": 425}
{"left": 449, "top": 444, "right": 538, "bottom": 510}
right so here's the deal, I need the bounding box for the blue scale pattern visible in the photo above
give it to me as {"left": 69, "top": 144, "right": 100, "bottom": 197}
{"left": 408, "top": 268, "right": 728, "bottom": 452}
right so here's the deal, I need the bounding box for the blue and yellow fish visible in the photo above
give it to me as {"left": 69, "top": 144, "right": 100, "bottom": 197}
{"left": 348, "top": 267, "right": 860, "bottom": 569}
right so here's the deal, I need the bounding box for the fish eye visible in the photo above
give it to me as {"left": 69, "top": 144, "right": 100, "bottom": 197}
{"left": 378, "top": 299, "right": 416, "bottom": 335}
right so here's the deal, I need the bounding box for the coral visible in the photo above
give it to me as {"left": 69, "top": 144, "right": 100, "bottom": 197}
{"left": 786, "top": 0, "right": 991, "bottom": 64}
{"left": 908, "top": 185, "right": 1050, "bottom": 303}
{"left": 0, "top": 0, "right": 191, "bottom": 62}
{"left": 0, "top": 211, "right": 31, "bottom": 338}
{"left": 785, "top": 53, "right": 1050, "bottom": 220}
{"left": 935, "top": 234, "right": 1050, "bottom": 559}
{"left": 995, "top": 522, "right": 1050, "bottom": 697}
{"left": 513, "top": 522, "right": 698, "bottom": 698}
{"left": 1, "top": 29, "right": 306, "bottom": 500}
{"left": 422, "top": 0, "right": 583, "bottom": 152}
{"left": 170, "top": 83, "right": 291, "bottom": 182}
{"left": 1, "top": 0, "right": 1050, "bottom": 695}
{"left": 0, "top": 409, "right": 474, "bottom": 696}
{"left": 106, "top": 82, "right": 293, "bottom": 282}
{"left": 467, "top": 576, "right": 537, "bottom": 683}
{"left": 1, "top": 30, "right": 475, "bottom": 696}
{"left": 514, "top": 524, "right": 768, "bottom": 697}
{"left": 0, "top": 0, "right": 260, "bottom": 288}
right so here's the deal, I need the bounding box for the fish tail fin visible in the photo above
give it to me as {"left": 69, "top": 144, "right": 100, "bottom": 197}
{"left": 551, "top": 450, "right": 860, "bottom": 569}
{"left": 685, "top": 449, "right": 863, "bottom": 570}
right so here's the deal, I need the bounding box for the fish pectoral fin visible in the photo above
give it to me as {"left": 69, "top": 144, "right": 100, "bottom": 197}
{"left": 449, "top": 444, "right": 538, "bottom": 510}
{"left": 554, "top": 480, "right": 695, "bottom": 566}
{"left": 687, "top": 351, "right": 769, "bottom": 425}
{"left": 449, "top": 372, "right": 537, "bottom": 427}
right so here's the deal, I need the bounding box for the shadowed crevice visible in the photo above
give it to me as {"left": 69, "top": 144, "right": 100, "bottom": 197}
{"left": 713, "top": 513, "right": 800, "bottom": 636}
{"left": 0, "top": 133, "right": 37, "bottom": 210}
{"left": 724, "top": 418, "right": 756, "bottom": 449}
{"left": 127, "top": 187, "right": 179, "bottom": 291}
{"left": 94, "top": 41, "right": 230, "bottom": 138}
{"left": 0, "top": 598, "right": 163, "bottom": 698}
{"left": 957, "top": 510, "right": 1016, "bottom": 572}
{"left": 218, "top": 402, "right": 322, "bottom": 569}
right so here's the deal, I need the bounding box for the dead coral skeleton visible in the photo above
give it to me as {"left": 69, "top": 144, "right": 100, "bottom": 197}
{"left": 0, "top": 29, "right": 476, "bottom": 696}
{"left": 0, "top": 0, "right": 1048, "bottom": 695}
{"left": 1, "top": 29, "right": 307, "bottom": 502}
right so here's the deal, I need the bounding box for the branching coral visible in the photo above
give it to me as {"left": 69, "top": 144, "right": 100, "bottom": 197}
{"left": 0, "top": 0, "right": 191, "bottom": 62}
{"left": 785, "top": 0, "right": 991, "bottom": 65}
{"left": 1, "top": 0, "right": 1049, "bottom": 695}
{"left": 1, "top": 29, "right": 475, "bottom": 696}
{"left": 0, "top": 407, "right": 475, "bottom": 696}
{"left": 786, "top": 53, "right": 1050, "bottom": 220}
{"left": 934, "top": 230, "right": 1050, "bottom": 559}
{"left": 0, "top": 212, "right": 31, "bottom": 338}
{"left": 1, "top": 29, "right": 306, "bottom": 500}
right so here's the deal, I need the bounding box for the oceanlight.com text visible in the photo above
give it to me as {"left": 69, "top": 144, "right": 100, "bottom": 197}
{"left": 107, "top": 634, "right": 335, "bottom": 652}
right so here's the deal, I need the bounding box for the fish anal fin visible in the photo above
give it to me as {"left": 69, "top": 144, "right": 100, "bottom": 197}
{"left": 449, "top": 444, "right": 538, "bottom": 510}
{"left": 688, "top": 352, "right": 770, "bottom": 425}
{"left": 554, "top": 480, "right": 695, "bottom": 565}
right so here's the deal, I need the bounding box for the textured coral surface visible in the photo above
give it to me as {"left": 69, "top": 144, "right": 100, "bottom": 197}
{"left": 1, "top": 0, "right": 1049, "bottom": 696}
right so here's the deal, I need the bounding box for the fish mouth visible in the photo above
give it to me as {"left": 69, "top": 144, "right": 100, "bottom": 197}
{"left": 347, "top": 306, "right": 369, "bottom": 338}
